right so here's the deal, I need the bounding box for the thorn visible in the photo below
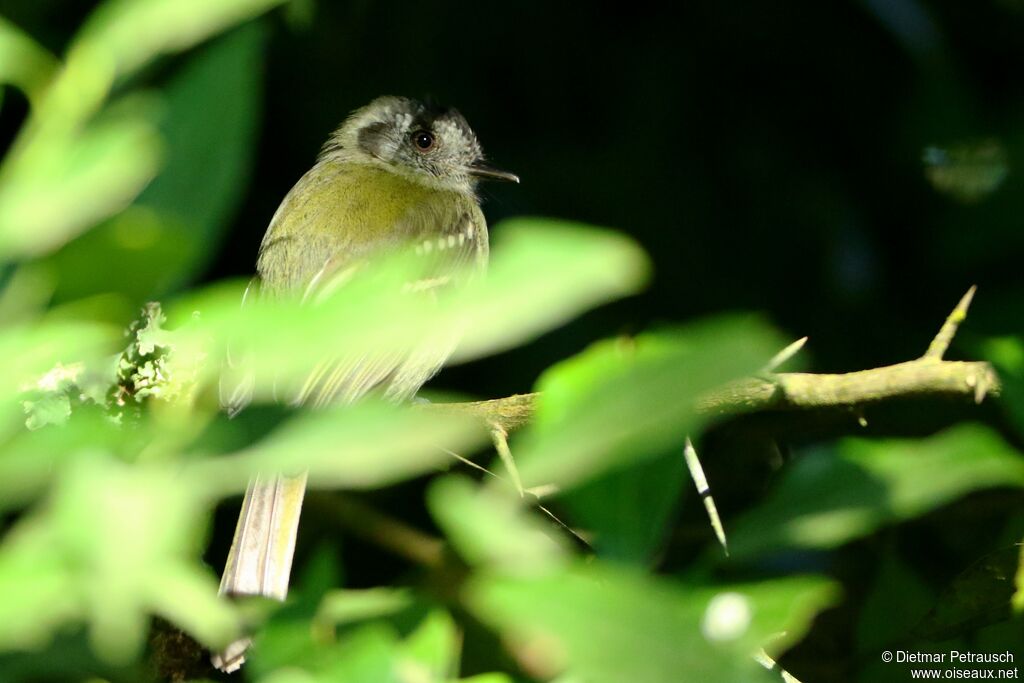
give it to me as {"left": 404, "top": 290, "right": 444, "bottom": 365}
{"left": 763, "top": 337, "right": 809, "bottom": 373}
{"left": 923, "top": 286, "right": 977, "bottom": 361}
{"left": 491, "top": 425, "right": 524, "bottom": 497}
{"left": 683, "top": 438, "right": 728, "bottom": 556}
{"left": 974, "top": 372, "right": 990, "bottom": 404}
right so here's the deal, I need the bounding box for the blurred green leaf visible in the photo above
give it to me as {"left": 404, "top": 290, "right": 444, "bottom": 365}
{"left": 923, "top": 140, "right": 1008, "bottom": 203}
{"left": 190, "top": 402, "right": 488, "bottom": 497}
{"left": 446, "top": 219, "right": 650, "bottom": 361}
{"left": 510, "top": 316, "right": 784, "bottom": 491}
{"left": 558, "top": 446, "right": 686, "bottom": 564}
{"left": 0, "top": 17, "right": 57, "bottom": 107}
{"left": 0, "top": 101, "right": 163, "bottom": 258}
{"left": 0, "top": 0, "right": 284, "bottom": 261}
{"left": 315, "top": 588, "right": 414, "bottom": 628}
{"left": 467, "top": 564, "right": 838, "bottom": 683}
{"left": 75, "top": 0, "right": 285, "bottom": 84}
{"left": 0, "top": 456, "right": 238, "bottom": 663}
{"left": 855, "top": 551, "right": 934, "bottom": 652}
{"left": 256, "top": 624, "right": 401, "bottom": 683}
{"left": 1015, "top": 542, "right": 1024, "bottom": 614}
{"left": 980, "top": 336, "right": 1024, "bottom": 440}
{"left": 730, "top": 425, "right": 1024, "bottom": 557}
{"left": 173, "top": 221, "right": 649, "bottom": 410}
{"left": 400, "top": 609, "right": 459, "bottom": 682}
{"left": 43, "top": 21, "right": 269, "bottom": 301}
{"left": 428, "top": 476, "right": 568, "bottom": 574}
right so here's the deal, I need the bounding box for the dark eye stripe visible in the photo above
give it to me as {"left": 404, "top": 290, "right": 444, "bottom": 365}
{"left": 356, "top": 121, "right": 390, "bottom": 158}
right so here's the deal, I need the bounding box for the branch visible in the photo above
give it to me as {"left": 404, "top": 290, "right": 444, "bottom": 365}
{"left": 423, "top": 288, "right": 1000, "bottom": 433}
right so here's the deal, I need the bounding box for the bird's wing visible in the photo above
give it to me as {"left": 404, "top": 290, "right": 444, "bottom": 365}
{"left": 291, "top": 206, "right": 487, "bottom": 408}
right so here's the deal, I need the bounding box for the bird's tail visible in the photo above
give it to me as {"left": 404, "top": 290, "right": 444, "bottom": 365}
{"left": 211, "top": 472, "right": 308, "bottom": 673}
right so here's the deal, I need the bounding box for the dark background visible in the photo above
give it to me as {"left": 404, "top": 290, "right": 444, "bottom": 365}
{"left": 244, "top": 0, "right": 1024, "bottom": 395}
{"left": 2, "top": 1, "right": 1023, "bottom": 681}
{"left": 5, "top": 0, "right": 1024, "bottom": 391}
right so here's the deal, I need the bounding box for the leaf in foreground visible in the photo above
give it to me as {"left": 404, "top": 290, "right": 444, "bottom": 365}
{"left": 467, "top": 564, "right": 838, "bottom": 683}
{"left": 729, "top": 424, "right": 1024, "bottom": 557}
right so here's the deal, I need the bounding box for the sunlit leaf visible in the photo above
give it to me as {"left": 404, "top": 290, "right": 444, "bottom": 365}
{"left": 0, "top": 18, "right": 57, "bottom": 107}
{"left": 75, "top": 0, "right": 285, "bottom": 84}
{"left": 0, "top": 104, "right": 163, "bottom": 258}
{"left": 428, "top": 476, "right": 568, "bottom": 574}
{"left": 399, "top": 609, "right": 459, "bottom": 682}
{"left": 128, "top": 21, "right": 266, "bottom": 287}
{"left": 509, "top": 316, "right": 784, "bottom": 491}
{"left": 315, "top": 589, "right": 414, "bottom": 628}
{"left": 981, "top": 336, "right": 1024, "bottom": 440}
{"left": 190, "top": 402, "right": 487, "bottom": 497}
{"left": 254, "top": 623, "right": 402, "bottom": 683}
{"left": 169, "top": 222, "right": 649, "bottom": 410}
{"left": 445, "top": 219, "right": 650, "bottom": 361}
{"left": 730, "top": 425, "right": 1024, "bottom": 557}
{"left": 0, "top": 456, "right": 238, "bottom": 663}
{"left": 467, "top": 564, "right": 838, "bottom": 683}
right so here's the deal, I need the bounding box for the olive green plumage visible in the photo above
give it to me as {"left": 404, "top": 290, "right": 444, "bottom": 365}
{"left": 213, "top": 96, "right": 516, "bottom": 673}
{"left": 256, "top": 160, "right": 489, "bottom": 297}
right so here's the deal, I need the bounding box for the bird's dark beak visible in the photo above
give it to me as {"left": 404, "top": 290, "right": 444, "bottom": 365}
{"left": 468, "top": 161, "right": 520, "bottom": 183}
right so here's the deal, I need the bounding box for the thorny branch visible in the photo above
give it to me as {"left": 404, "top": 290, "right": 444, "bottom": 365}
{"left": 424, "top": 287, "right": 999, "bottom": 434}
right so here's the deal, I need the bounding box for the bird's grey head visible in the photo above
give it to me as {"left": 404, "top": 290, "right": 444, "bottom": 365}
{"left": 322, "top": 96, "right": 518, "bottom": 195}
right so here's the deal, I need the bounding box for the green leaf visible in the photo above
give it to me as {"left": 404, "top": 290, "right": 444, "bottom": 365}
{"left": 400, "top": 610, "right": 459, "bottom": 682}
{"left": 130, "top": 21, "right": 266, "bottom": 285}
{"left": 730, "top": 425, "right": 1024, "bottom": 557}
{"left": 0, "top": 456, "right": 238, "bottom": 663}
{"left": 980, "top": 336, "right": 1024, "bottom": 440}
{"left": 315, "top": 589, "right": 415, "bottom": 628}
{"left": 0, "top": 18, "right": 57, "bottom": 106}
{"left": 511, "top": 316, "right": 784, "bottom": 491}
{"left": 428, "top": 476, "right": 568, "bottom": 573}
{"left": 855, "top": 551, "right": 934, "bottom": 652}
{"left": 558, "top": 446, "right": 686, "bottom": 564}
{"left": 0, "top": 0, "right": 283, "bottom": 260}
{"left": 466, "top": 564, "right": 839, "bottom": 683}
{"left": 190, "top": 402, "right": 488, "bottom": 497}
{"left": 173, "top": 222, "right": 651, "bottom": 410}
{"left": 253, "top": 623, "right": 402, "bottom": 683}
{"left": 75, "top": 0, "right": 285, "bottom": 83}
{"left": 0, "top": 103, "right": 163, "bottom": 258}
{"left": 445, "top": 219, "right": 651, "bottom": 361}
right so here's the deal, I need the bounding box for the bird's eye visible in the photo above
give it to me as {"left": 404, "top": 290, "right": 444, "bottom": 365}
{"left": 412, "top": 130, "right": 435, "bottom": 152}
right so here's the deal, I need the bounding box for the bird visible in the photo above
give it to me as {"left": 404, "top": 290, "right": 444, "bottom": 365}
{"left": 212, "top": 95, "right": 518, "bottom": 672}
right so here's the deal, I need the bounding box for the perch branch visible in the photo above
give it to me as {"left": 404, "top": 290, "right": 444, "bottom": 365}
{"left": 423, "top": 288, "right": 999, "bottom": 433}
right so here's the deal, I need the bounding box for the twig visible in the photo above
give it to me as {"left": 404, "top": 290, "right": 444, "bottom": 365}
{"left": 491, "top": 425, "right": 524, "bottom": 496}
{"left": 306, "top": 492, "right": 445, "bottom": 569}
{"left": 423, "top": 358, "right": 998, "bottom": 434}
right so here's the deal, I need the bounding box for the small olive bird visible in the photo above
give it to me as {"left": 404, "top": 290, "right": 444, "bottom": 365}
{"left": 213, "top": 96, "right": 517, "bottom": 672}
